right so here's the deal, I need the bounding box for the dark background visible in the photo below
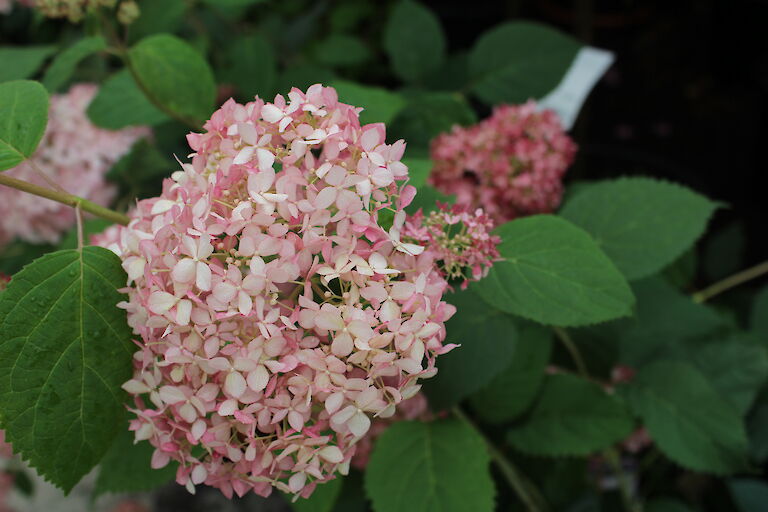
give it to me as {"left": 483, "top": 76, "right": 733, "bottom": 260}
{"left": 426, "top": 0, "right": 768, "bottom": 281}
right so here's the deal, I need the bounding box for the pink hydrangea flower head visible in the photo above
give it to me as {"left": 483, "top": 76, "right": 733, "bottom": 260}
{"left": 0, "top": 84, "right": 148, "bottom": 247}
{"left": 401, "top": 203, "right": 501, "bottom": 288}
{"left": 429, "top": 101, "right": 577, "bottom": 223}
{"left": 100, "top": 84, "right": 457, "bottom": 500}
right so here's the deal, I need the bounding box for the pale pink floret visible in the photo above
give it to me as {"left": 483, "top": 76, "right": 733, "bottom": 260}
{"left": 429, "top": 101, "right": 577, "bottom": 224}
{"left": 0, "top": 84, "right": 148, "bottom": 247}
{"left": 100, "top": 84, "right": 459, "bottom": 500}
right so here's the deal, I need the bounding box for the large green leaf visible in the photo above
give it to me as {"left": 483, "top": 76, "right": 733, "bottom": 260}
{"left": 42, "top": 37, "right": 107, "bottom": 92}
{"left": 291, "top": 477, "right": 343, "bottom": 512}
{"left": 616, "top": 277, "right": 727, "bottom": 367}
{"left": 87, "top": 69, "right": 170, "bottom": 129}
{"left": 0, "top": 46, "right": 55, "bottom": 83}
{"left": 692, "top": 336, "right": 768, "bottom": 416}
{"left": 507, "top": 374, "right": 634, "bottom": 456}
{"left": 383, "top": 0, "right": 445, "bottom": 83}
{"left": 365, "top": 420, "right": 494, "bottom": 512}
{"left": 469, "top": 324, "right": 552, "bottom": 424}
{"left": 0, "top": 247, "right": 135, "bottom": 492}
{"left": 331, "top": 80, "right": 406, "bottom": 125}
{"left": 474, "top": 215, "right": 634, "bottom": 327}
{"left": 560, "top": 178, "right": 719, "bottom": 280}
{"left": 468, "top": 22, "right": 581, "bottom": 105}
{"left": 128, "top": 34, "right": 216, "bottom": 125}
{"left": 0, "top": 80, "right": 49, "bottom": 171}
{"left": 422, "top": 288, "right": 517, "bottom": 410}
{"left": 623, "top": 361, "right": 748, "bottom": 474}
{"left": 94, "top": 426, "right": 177, "bottom": 495}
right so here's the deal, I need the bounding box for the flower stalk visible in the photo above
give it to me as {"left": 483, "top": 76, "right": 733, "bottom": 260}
{"left": 0, "top": 173, "right": 130, "bottom": 226}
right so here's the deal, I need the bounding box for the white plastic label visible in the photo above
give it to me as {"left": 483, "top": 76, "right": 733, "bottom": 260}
{"left": 538, "top": 46, "right": 615, "bottom": 130}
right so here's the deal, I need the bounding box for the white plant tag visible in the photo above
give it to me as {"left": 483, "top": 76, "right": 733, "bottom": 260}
{"left": 538, "top": 46, "right": 615, "bottom": 130}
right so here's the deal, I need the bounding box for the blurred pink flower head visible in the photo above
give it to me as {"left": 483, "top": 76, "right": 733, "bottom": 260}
{"left": 0, "top": 83, "right": 148, "bottom": 247}
{"left": 100, "top": 84, "right": 459, "bottom": 500}
{"left": 429, "top": 101, "right": 577, "bottom": 224}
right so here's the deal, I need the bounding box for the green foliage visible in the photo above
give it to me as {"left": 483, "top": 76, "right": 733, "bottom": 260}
{"left": 645, "top": 499, "right": 695, "bottom": 512}
{"left": 623, "top": 361, "right": 748, "bottom": 474}
{"left": 0, "top": 46, "right": 55, "bottom": 83}
{"left": 402, "top": 157, "right": 431, "bottom": 189}
{"left": 507, "top": 374, "right": 634, "bottom": 456}
{"left": 365, "top": 420, "right": 495, "bottom": 512}
{"left": 94, "top": 426, "right": 177, "bottom": 495}
{"left": 750, "top": 284, "right": 768, "bottom": 340}
{"left": 384, "top": 1, "right": 446, "bottom": 83}
{"left": 389, "top": 91, "right": 476, "bottom": 150}
{"left": 87, "top": 70, "right": 170, "bottom": 129}
{"left": 616, "top": 277, "right": 727, "bottom": 367}
{"left": 692, "top": 335, "right": 768, "bottom": 416}
{"left": 728, "top": 479, "right": 768, "bottom": 512}
{"left": 475, "top": 215, "right": 634, "bottom": 327}
{"left": 220, "top": 33, "right": 276, "bottom": 99}
{"left": 748, "top": 393, "right": 768, "bottom": 463}
{"left": 290, "top": 477, "right": 343, "bottom": 512}
{"left": 469, "top": 324, "right": 553, "bottom": 424}
{"left": 129, "top": 0, "right": 187, "bottom": 43}
{"left": 405, "top": 185, "right": 454, "bottom": 215}
{"left": 331, "top": 80, "right": 406, "bottom": 125}
{"left": 313, "top": 34, "right": 371, "bottom": 68}
{"left": 560, "top": 177, "right": 719, "bottom": 280}
{"left": 107, "top": 138, "right": 172, "bottom": 198}
{"left": 0, "top": 80, "right": 49, "bottom": 171}
{"left": 57, "top": 219, "right": 112, "bottom": 250}
{"left": 0, "top": 247, "right": 135, "bottom": 492}
{"left": 422, "top": 288, "right": 517, "bottom": 410}
{"left": 42, "top": 36, "right": 107, "bottom": 92}
{"left": 128, "top": 34, "right": 216, "bottom": 126}
{"left": 468, "top": 22, "right": 580, "bottom": 105}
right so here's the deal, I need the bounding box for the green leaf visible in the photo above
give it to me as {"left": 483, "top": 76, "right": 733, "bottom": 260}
{"left": 128, "top": 34, "right": 216, "bottom": 125}
{"left": 389, "top": 91, "right": 476, "bottom": 150}
{"left": 313, "top": 34, "right": 370, "bottom": 68}
{"left": 0, "top": 80, "right": 49, "bottom": 171}
{"left": 0, "top": 46, "right": 55, "bottom": 83}
{"left": 560, "top": 177, "right": 719, "bottom": 280}
{"left": 403, "top": 157, "right": 431, "bottom": 189}
{"left": 616, "top": 277, "right": 727, "bottom": 367}
{"left": 87, "top": 70, "right": 170, "bottom": 129}
{"left": 748, "top": 393, "right": 768, "bottom": 463}
{"left": 42, "top": 37, "right": 106, "bottom": 92}
{"left": 220, "top": 33, "right": 276, "bottom": 99}
{"left": 469, "top": 324, "right": 553, "bottom": 424}
{"left": 475, "top": 215, "right": 634, "bottom": 327}
{"left": 94, "top": 426, "right": 177, "bottom": 495}
{"left": 702, "top": 222, "right": 745, "bottom": 282}
{"left": 383, "top": 0, "right": 445, "bottom": 83}
{"left": 405, "top": 185, "right": 454, "bottom": 216}
{"left": 468, "top": 22, "right": 581, "bottom": 105}
{"left": 623, "top": 361, "right": 748, "bottom": 474}
{"left": 692, "top": 336, "right": 768, "bottom": 416}
{"left": 422, "top": 288, "right": 517, "bottom": 410}
{"left": 728, "top": 479, "right": 768, "bottom": 512}
{"left": 129, "top": 0, "right": 187, "bottom": 43}
{"left": 201, "top": 0, "right": 265, "bottom": 6}
{"left": 0, "top": 247, "right": 135, "bottom": 492}
{"left": 331, "top": 80, "right": 406, "bottom": 125}
{"left": 291, "top": 477, "right": 343, "bottom": 512}
{"left": 365, "top": 420, "right": 494, "bottom": 512}
{"left": 750, "top": 285, "right": 768, "bottom": 341}
{"left": 507, "top": 374, "right": 634, "bottom": 456}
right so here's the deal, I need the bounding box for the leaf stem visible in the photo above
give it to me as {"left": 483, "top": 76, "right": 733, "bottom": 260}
{"left": 552, "top": 327, "right": 589, "bottom": 376}
{"left": 0, "top": 173, "right": 130, "bottom": 226}
{"left": 552, "top": 327, "right": 641, "bottom": 512}
{"left": 692, "top": 259, "right": 768, "bottom": 303}
{"left": 452, "top": 406, "right": 549, "bottom": 512}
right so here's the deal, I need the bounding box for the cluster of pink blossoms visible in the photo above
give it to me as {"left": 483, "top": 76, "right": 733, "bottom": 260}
{"left": 429, "top": 101, "right": 577, "bottom": 224}
{"left": 96, "top": 84, "right": 498, "bottom": 499}
{"left": 402, "top": 204, "right": 500, "bottom": 288}
{"left": 0, "top": 84, "right": 148, "bottom": 247}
